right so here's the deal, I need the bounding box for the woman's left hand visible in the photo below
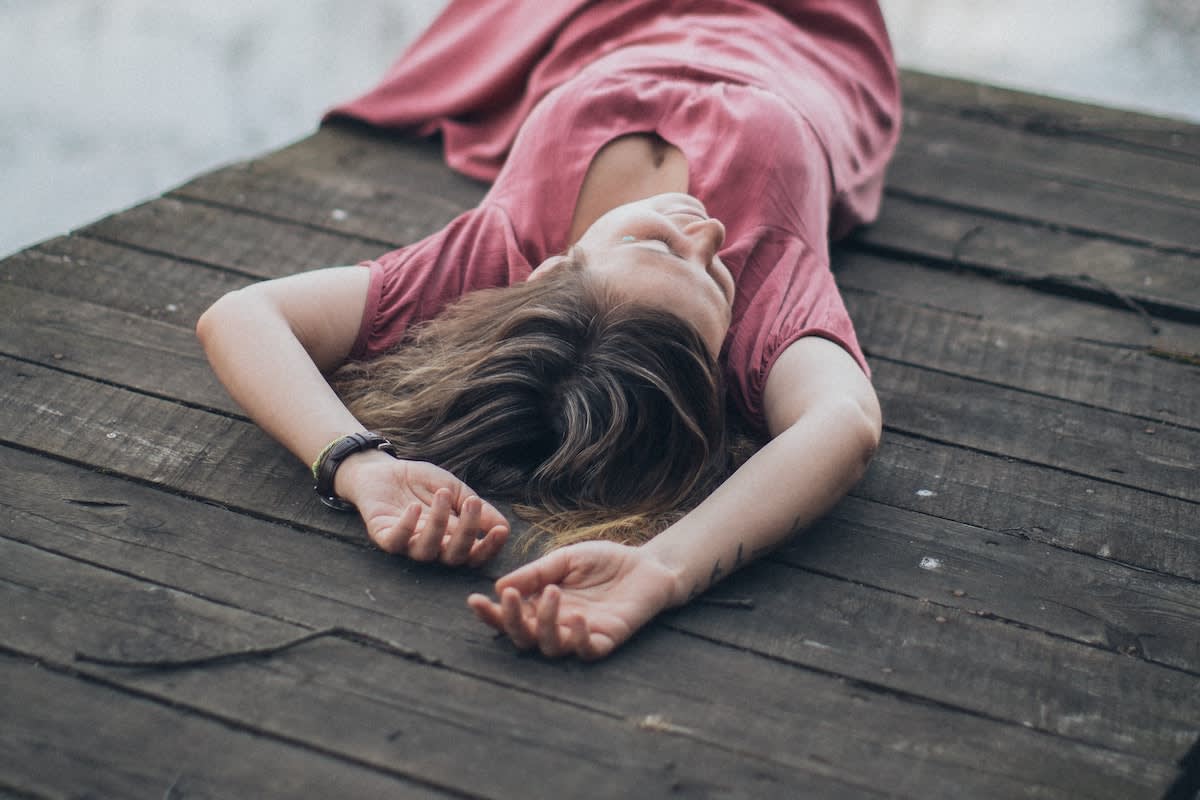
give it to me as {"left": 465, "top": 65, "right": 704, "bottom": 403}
{"left": 468, "top": 541, "right": 678, "bottom": 660}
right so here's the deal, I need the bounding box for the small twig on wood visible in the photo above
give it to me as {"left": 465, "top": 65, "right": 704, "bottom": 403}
{"left": 696, "top": 596, "right": 756, "bottom": 610}
{"left": 951, "top": 224, "right": 987, "bottom": 266}
{"left": 1068, "top": 274, "right": 1161, "bottom": 335}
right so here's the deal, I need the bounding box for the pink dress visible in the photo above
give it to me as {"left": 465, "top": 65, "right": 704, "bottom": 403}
{"left": 328, "top": 0, "right": 901, "bottom": 429}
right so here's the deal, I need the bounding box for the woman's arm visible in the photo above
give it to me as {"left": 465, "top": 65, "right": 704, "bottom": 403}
{"left": 469, "top": 336, "right": 880, "bottom": 658}
{"left": 196, "top": 268, "right": 509, "bottom": 563}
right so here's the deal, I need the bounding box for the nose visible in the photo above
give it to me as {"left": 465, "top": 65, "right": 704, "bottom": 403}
{"left": 682, "top": 217, "right": 726, "bottom": 264}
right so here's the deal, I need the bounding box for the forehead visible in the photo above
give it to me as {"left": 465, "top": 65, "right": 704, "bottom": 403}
{"left": 585, "top": 248, "right": 727, "bottom": 349}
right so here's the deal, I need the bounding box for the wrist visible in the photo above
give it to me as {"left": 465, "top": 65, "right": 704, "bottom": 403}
{"left": 332, "top": 449, "right": 399, "bottom": 502}
{"left": 638, "top": 540, "right": 690, "bottom": 609}
{"left": 311, "top": 431, "right": 398, "bottom": 510}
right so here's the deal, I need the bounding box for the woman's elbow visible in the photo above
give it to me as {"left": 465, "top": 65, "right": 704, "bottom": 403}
{"left": 846, "top": 388, "right": 883, "bottom": 478}
{"left": 196, "top": 288, "right": 263, "bottom": 353}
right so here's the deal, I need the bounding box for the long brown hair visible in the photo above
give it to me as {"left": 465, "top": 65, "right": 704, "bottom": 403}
{"left": 333, "top": 257, "right": 747, "bottom": 549}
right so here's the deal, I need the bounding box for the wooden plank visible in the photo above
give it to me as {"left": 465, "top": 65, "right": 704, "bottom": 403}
{"left": 3, "top": 362, "right": 1197, "bottom": 763}
{"left": 0, "top": 654, "right": 443, "bottom": 799}
{"left": 860, "top": 431, "right": 1199, "bottom": 582}
{"left": 4, "top": 236, "right": 247, "bottom": 327}
{"left": 900, "top": 70, "right": 1200, "bottom": 162}
{"left": 845, "top": 289, "right": 1200, "bottom": 429}
{"left": 883, "top": 146, "right": 1200, "bottom": 254}
{"left": 0, "top": 282, "right": 238, "bottom": 414}
{"left": 871, "top": 358, "right": 1200, "bottom": 503}
{"left": 9, "top": 427, "right": 1196, "bottom": 675}
{"left": 4, "top": 349, "right": 1195, "bottom": 580}
{"left": 0, "top": 447, "right": 1180, "bottom": 798}
{"left": 834, "top": 252, "right": 1200, "bottom": 358}
{"left": 1, "top": 540, "right": 846, "bottom": 798}
{"left": 788, "top": 497, "right": 1200, "bottom": 673}
{"left": 897, "top": 106, "right": 1200, "bottom": 207}
{"left": 670, "top": 558, "right": 1200, "bottom": 758}
{"left": 84, "top": 195, "right": 385, "bottom": 279}
{"left": 172, "top": 127, "right": 483, "bottom": 247}
{"left": 0, "top": 537, "right": 299, "bottom": 665}
{"left": 850, "top": 195, "right": 1200, "bottom": 319}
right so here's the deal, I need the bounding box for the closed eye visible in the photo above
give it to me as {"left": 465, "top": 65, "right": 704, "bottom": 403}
{"left": 637, "top": 235, "right": 679, "bottom": 257}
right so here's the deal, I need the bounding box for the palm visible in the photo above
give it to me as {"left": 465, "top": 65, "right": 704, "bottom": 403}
{"left": 356, "top": 461, "right": 459, "bottom": 527}
{"left": 342, "top": 457, "right": 509, "bottom": 566}
{"left": 469, "top": 541, "right": 677, "bottom": 659}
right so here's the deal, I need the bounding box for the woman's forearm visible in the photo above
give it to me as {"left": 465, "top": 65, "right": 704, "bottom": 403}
{"left": 641, "top": 397, "right": 879, "bottom": 607}
{"left": 195, "top": 268, "right": 371, "bottom": 468}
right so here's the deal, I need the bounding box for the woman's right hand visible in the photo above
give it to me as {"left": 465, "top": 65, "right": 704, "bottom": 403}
{"left": 336, "top": 451, "right": 510, "bottom": 566}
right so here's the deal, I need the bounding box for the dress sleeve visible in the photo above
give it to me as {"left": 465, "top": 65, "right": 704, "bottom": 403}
{"left": 350, "top": 204, "right": 531, "bottom": 360}
{"left": 723, "top": 228, "right": 867, "bottom": 429}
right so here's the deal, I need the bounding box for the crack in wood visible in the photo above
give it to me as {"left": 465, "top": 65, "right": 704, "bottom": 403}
{"left": 63, "top": 498, "right": 129, "bottom": 510}
{"left": 1162, "top": 731, "right": 1200, "bottom": 800}
{"left": 73, "top": 626, "right": 440, "bottom": 672}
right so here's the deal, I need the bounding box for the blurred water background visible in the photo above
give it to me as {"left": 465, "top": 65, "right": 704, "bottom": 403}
{"left": 2, "top": 0, "right": 1197, "bottom": 258}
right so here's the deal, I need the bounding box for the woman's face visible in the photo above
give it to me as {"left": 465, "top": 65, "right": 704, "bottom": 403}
{"left": 537, "top": 193, "right": 735, "bottom": 357}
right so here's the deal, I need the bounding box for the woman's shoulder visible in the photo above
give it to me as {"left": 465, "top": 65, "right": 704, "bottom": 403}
{"left": 353, "top": 204, "right": 533, "bottom": 360}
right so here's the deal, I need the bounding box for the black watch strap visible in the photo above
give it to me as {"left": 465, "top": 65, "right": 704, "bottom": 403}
{"left": 314, "top": 432, "right": 398, "bottom": 511}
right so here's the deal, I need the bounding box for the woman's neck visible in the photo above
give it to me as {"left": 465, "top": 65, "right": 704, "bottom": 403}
{"left": 567, "top": 133, "right": 689, "bottom": 244}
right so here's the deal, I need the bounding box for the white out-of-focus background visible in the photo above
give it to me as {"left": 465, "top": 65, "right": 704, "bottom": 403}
{"left": 2, "top": 0, "right": 1197, "bottom": 258}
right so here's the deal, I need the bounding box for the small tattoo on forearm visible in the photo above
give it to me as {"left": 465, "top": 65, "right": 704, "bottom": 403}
{"left": 687, "top": 582, "right": 702, "bottom": 602}
{"left": 709, "top": 559, "right": 723, "bottom": 585}
{"left": 733, "top": 542, "right": 744, "bottom": 569}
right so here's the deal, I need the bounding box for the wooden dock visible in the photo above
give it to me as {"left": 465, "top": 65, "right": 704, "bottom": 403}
{"left": 2, "top": 71, "right": 1198, "bottom": 799}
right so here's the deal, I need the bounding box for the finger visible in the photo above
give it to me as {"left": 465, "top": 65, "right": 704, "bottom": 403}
{"left": 495, "top": 549, "right": 573, "bottom": 595}
{"left": 467, "top": 523, "right": 510, "bottom": 568}
{"left": 467, "top": 593, "right": 504, "bottom": 631}
{"left": 442, "top": 496, "right": 481, "bottom": 566}
{"left": 559, "top": 612, "right": 584, "bottom": 654}
{"left": 536, "top": 586, "right": 564, "bottom": 658}
{"left": 500, "top": 587, "right": 536, "bottom": 650}
{"left": 408, "top": 488, "right": 452, "bottom": 561}
{"left": 370, "top": 503, "right": 421, "bottom": 554}
{"left": 580, "top": 633, "right": 616, "bottom": 662}
{"left": 476, "top": 498, "right": 509, "bottom": 531}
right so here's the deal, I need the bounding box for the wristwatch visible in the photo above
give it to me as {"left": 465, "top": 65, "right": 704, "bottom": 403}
{"left": 313, "top": 431, "right": 398, "bottom": 511}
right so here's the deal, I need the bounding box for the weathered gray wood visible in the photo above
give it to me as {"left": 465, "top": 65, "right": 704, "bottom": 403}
{"left": 0, "top": 446, "right": 1181, "bottom": 798}
{"left": 171, "top": 129, "right": 483, "bottom": 247}
{"left": 845, "top": 289, "right": 1200, "bottom": 429}
{"left": 871, "top": 358, "right": 1200, "bottom": 503}
{"left": 1, "top": 539, "right": 851, "bottom": 798}
{"left": 834, "top": 252, "right": 1200, "bottom": 358}
{"left": 85, "top": 195, "right": 386, "bottom": 278}
{"left": 6, "top": 235, "right": 247, "bottom": 327}
{"left": 0, "top": 282, "right": 238, "bottom": 413}
{"left": 0, "top": 654, "right": 445, "bottom": 799}
{"left": 900, "top": 70, "right": 1200, "bottom": 161}
{"left": 860, "top": 430, "right": 1199, "bottom": 582}
{"left": 786, "top": 497, "right": 1200, "bottom": 673}
{"left": 883, "top": 149, "right": 1200, "bottom": 254}
{"left": 897, "top": 105, "right": 1200, "bottom": 207}
{"left": 3, "top": 359, "right": 1198, "bottom": 763}
{"left": 850, "top": 194, "right": 1200, "bottom": 319}
{"left": 4, "top": 349, "right": 1194, "bottom": 580}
